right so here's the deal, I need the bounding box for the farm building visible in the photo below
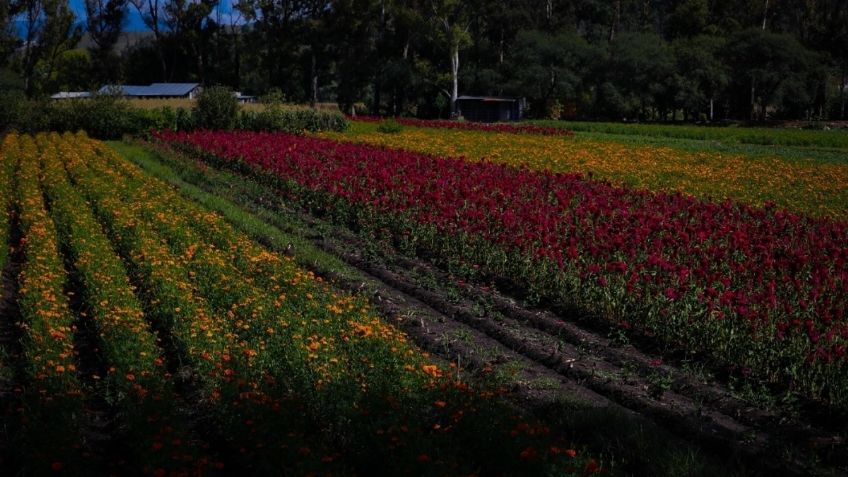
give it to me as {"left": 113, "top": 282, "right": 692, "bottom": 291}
{"left": 235, "top": 92, "right": 258, "bottom": 103}
{"left": 51, "top": 92, "right": 92, "bottom": 100}
{"left": 98, "top": 82, "right": 202, "bottom": 99}
{"left": 455, "top": 96, "right": 525, "bottom": 122}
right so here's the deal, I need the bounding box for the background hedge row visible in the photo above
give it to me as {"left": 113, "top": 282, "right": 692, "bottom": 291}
{"left": 0, "top": 87, "right": 348, "bottom": 140}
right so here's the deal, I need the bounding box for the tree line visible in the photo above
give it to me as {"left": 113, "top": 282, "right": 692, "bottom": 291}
{"left": 1, "top": 0, "right": 847, "bottom": 121}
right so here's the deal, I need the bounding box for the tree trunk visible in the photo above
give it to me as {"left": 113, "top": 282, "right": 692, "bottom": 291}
{"left": 450, "top": 46, "right": 459, "bottom": 116}
{"left": 762, "top": 0, "right": 769, "bottom": 30}
{"left": 609, "top": 0, "right": 621, "bottom": 42}
{"left": 709, "top": 97, "right": 714, "bottom": 122}
{"left": 750, "top": 78, "right": 757, "bottom": 121}
{"left": 499, "top": 28, "right": 504, "bottom": 64}
{"left": 840, "top": 66, "right": 846, "bottom": 120}
{"left": 196, "top": 46, "right": 205, "bottom": 85}
{"left": 22, "top": 2, "right": 39, "bottom": 98}
{"left": 372, "top": 0, "right": 386, "bottom": 115}
{"left": 373, "top": 78, "right": 382, "bottom": 115}
{"left": 311, "top": 51, "right": 318, "bottom": 109}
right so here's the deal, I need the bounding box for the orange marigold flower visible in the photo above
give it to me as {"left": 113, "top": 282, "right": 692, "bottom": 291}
{"left": 434, "top": 400, "right": 447, "bottom": 408}
{"left": 421, "top": 364, "right": 442, "bottom": 378}
{"left": 125, "top": 373, "right": 135, "bottom": 381}
{"left": 54, "top": 365, "right": 65, "bottom": 373}
{"left": 564, "top": 448, "right": 577, "bottom": 458}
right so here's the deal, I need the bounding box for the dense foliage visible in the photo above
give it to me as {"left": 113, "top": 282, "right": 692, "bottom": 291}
{"left": 240, "top": 107, "right": 349, "bottom": 133}
{"left": 0, "top": 92, "right": 174, "bottom": 138}
{"left": 2, "top": 0, "right": 847, "bottom": 121}
{"left": 158, "top": 129, "right": 848, "bottom": 408}
{"left": 194, "top": 85, "right": 239, "bottom": 130}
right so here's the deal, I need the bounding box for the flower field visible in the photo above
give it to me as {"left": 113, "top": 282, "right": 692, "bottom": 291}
{"left": 0, "top": 132, "right": 600, "bottom": 475}
{"left": 319, "top": 121, "right": 848, "bottom": 219}
{"left": 158, "top": 129, "right": 848, "bottom": 410}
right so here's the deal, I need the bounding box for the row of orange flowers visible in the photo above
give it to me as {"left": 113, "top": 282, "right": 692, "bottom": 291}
{"left": 40, "top": 132, "right": 215, "bottom": 474}
{"left": 63, "top": 133, "right": 335, "bottom": 473}
{"left": 6, "top": 133, "right": 84, "bottom": 471}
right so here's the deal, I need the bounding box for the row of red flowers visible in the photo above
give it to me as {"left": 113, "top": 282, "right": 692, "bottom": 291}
{"left": 350, "top": 116, "right": 574, "bottom": 136}
{"left": 157, "top": 129, "right": 848, "bottom": 406}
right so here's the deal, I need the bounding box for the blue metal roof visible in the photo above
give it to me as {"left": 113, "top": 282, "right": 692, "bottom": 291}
{"left": 147, "top": 83, "right": 201, "bottom": 96}
{"left": 98, "top": 83, "right": 200, "bottom": 97}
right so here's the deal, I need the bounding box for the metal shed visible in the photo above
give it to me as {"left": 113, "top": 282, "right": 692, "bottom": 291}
{"left": 455, "top": 96, "right": 525, "bottom": 122}
{"left": 98, "top": 83, "right": 202, "bottom": 99}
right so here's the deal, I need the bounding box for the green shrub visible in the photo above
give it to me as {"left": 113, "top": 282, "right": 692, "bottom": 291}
{"left": 239, "top": 107, "right": 348, "bottom": 134}
{"left": 376, "top": 118, "right": 403, "bottom": 134}
{"left": 0, "top": 90, "right": 28, "bottom": 132}
{"left": 175, "top": 107, "right": 197, "bottom": 131}
{"left": 194, "top": 86, "right": 238, "bottom": 130}
{"left": 260, "top": 88, "right": 287, "bottom": 106}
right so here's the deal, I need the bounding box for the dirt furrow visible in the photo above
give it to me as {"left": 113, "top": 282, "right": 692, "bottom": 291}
{"left": 389, "top": 246, "right": 847, "bottom": 440}
{"left": 0, "top": 202, "right": 23, "bottom": 473}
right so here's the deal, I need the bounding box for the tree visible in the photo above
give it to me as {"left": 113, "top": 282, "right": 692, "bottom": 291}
{"left": 503, "top": 30, "right": 593, "bottom": 116}
{"left": 428, "top": 0, "right": 471, "bottom": 116}
{"left": 85, "top": 0, "right": 128, "bottom": 84}
{"left": 301, "top": 0, "right": 331, "bottom": 107}
{"left": 666, "top": 0, "right": 708, "bottom": 39}
{"left": 724, "top": 28, "right": 822, "bottom": 120}
{"left": 163, "top": 0, "right": 219, "bottom": 83}
{"left": 602, "top": 32, "right": 677, "bottom": 120}
{"left": 129, "top": 0, "right": 167, "bottom": 80}
{"left": 236, "top": 0, "right": 304, "bottom": 98}
{"left": 673, "top": 35, "right": 728, "bottom": 120}
{"left": 329, "top": 0, "right": 379, "bottom": 114}
{"left": 0, "top": 0, "right": 24, "bottom": 65}
{"left": 18, "top": 0, "right": 81, "bottom": 96}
